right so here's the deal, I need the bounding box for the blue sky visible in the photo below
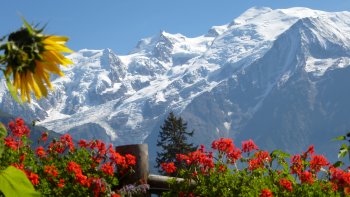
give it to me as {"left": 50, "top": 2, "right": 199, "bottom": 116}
{"left": 1, "top": 0, "right": 350, "bottom": 55}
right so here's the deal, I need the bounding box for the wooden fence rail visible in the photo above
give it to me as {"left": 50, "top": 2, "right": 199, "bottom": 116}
{"left": 116, "top": 144, "right": 186, "bottom": 195}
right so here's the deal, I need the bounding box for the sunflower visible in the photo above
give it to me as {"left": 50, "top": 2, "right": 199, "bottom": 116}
{"left": 0, "top": 20, "right": 73, "bottom": 103}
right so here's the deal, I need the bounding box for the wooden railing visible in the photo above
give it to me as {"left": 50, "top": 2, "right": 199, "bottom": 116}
{"left": 116, "top": 144, "right": 185, "bottom": 195}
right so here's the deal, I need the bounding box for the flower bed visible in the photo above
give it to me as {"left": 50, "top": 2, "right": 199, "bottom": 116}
{"left": 161, "top": 138, "right": 349, "bottom": 196}
{"left": 0, "top": 118, "right": 146, "bottom": 197}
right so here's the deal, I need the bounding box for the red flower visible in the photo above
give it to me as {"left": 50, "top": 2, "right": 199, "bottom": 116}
{"left": 12, "top": 163, "right": 24, "bottom": 171}
{"left": 260, "top": 188, "right": 273, "bottom": 197}
{"left": 211, "top": 138, "right": 235, "bottom": 153}
{"left": 176, "top": 154, "right": 190, "bottom": 164}
{"left": 345, "top": 187, "right": 350, "bottom": 195}
{"left": 41, "top": 132, "right": 48, "bottom": 142}
{"left": 302, "top": 145, "right": 315, "bottom": 159}
{"left": 26, "top": 171, "right": 39, "bottom": 186}
{"left": 96, "top": 140, "right": 107, "bottom": 155}
{"left": 60, "top": 134, "right": 75, "bottom": 152}
{"left": 125, "top": 154, "right": 136, "bottom": 166}
{"left": 89, "top": 178, "right": 107, "bottom": 197}
{"left": 227, "top": 148, "right": 242, "bottom": 164}
{"left": 111, "top": 194, "right": 121, "bottom": 197}
{"left": 184, "top": 149, "right": 214, "bottom": 174}
{"left": 290, "top": 154, "right": 303, "bottom": 175}
{"left": 279, "top": 178, "right": 293, "bottom": 192}
{"left": 310, "top": 155, "right": 329, "bottom": 173}
{"left": 110, "top": 152, "right": 127, "bottom": 167}
{"left": 36, "top": 146, "right": 46, "bottom": 158}
{"left": 242, "top": 139, "right": 259, "bottom": 153}
{"left": 9, "top": 118, "right": 30, "bottom": 138}
{"left": 4, "top": 136, "right": 19, "bottom": 150}
{"left": 161, "top": 162, "right": 177, "bottom": 174}
{"left": 78, "top": 139, "right": 88, "bottom": 148}
{"left": 101, "top": 162, "right": 115, "bottom": 176}
{"left": 75, "top": 173, "right": 87, "bottom": 186}
{"left": 19, "top": 153, "right": 26, "bottom": 163}
{"left": 57, "top": 179, "right": 65, "bottom": 188}
{"left": 248, "top": 151, "right": 271, "bottom": 171}
{"left": 67, "top": 161, "right": 82, "bottom": 174}
{"left": 218, "top": 164, "right": 227, "bottom": 173}
{"left": 44, "top": 165, "right": 59, "bottom": 177}
{"left": 299, "top": 171, "right": 314, "bottom": 184}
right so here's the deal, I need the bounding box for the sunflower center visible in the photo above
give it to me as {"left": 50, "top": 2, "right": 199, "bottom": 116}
{"left": 5, "top": 28, "right": 43, "bottom": 72}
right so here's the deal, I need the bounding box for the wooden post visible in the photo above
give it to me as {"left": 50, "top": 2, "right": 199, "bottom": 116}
{"left": 116, "top": 144, "right": 149, "bottom": 184}
{"left": 116, "top": 143, "right": 193, "bottom": 195}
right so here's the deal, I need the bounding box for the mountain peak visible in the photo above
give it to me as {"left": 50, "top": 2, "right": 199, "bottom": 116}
{"left": 2, "top": 7, "right": 350, "bottom": 165}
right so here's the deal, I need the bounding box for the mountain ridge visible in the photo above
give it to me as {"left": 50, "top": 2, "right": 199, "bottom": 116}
{"left": 0, "top": 7, "right": 349, "bottom": 164}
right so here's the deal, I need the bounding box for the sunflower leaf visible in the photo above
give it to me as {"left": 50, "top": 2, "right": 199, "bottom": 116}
{"left": 0, "top": 166, "right": 40, "bottom": 197}
{"left": 0, "top": 124, "right": 6, "bottom": 158}
{"left": 332, "top": 135, "right": 346, "bottom": 141}
{"left": 21, "top": 17, "right": 34, "bottom": 35}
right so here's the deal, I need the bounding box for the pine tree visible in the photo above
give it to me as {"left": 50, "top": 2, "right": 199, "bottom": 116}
{"left": 155, "top": 112, "right": 197, "bottom": 175}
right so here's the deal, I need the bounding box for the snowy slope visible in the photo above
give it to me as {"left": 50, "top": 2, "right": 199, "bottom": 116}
{"left": 1, "top": 7, "right": 350, "bottom": 162}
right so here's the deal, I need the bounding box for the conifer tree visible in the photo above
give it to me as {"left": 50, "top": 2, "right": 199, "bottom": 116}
{"left": 155, "top": 112, "right": 197, "bottom": 175}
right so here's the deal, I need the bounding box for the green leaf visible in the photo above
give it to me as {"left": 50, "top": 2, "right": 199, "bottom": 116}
{"left": 332, "top": 135, "right": 346, "bottom": 141}
{"left": 0, "top": 166, "right": 40, "bottom": 197}
{"left": 0, "top": 124, "right": 6, "bottom": 158}
{"left": 0, "top": 123, "right": 6, "bottom": 140}
{"left": 21, "top": 17, "right": 34, "bottom": 35}
{"left": 333, "top": 161, "right": 344, "bottom": 168}
{"left": 338, "top": 144, "right": 349, "bottom": 158}
{"left": 4, "top": 75, "right": 22, "bottom": 104}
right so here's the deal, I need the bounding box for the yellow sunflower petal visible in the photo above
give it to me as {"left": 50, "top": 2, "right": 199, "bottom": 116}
{"left": 27, "top": 72, "right": 42, "bottom": 99}
{"left": 36, "top": 60, "right": 64, "bottom": 76}
{"left": 45, "top": 50, "right": 73, "bottom": 65}
{"left": 33, "top": 72, "right": 48, "bottom": 97}
{"left": 33, "top": 67, "right": 47, "bottom": 97}
{"left": 36, "top": 67, "right": 53, "bottom": 90}
{"left": 44, "top": 44, "right": 73, "bottom": 53}
{"left": 43, "top": 35, "right": 69, "bottom": 43}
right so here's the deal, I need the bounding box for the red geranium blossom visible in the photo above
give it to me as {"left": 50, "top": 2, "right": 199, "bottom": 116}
{"left": 290, "top": 154, "right": 303, "bottom": 175}
{"left": 161, "top": 162, "right": 177, "bottom": 174}
{"left": 67, "top": 161, "right": 82, "bottom": 174}
{"left": 211, "top": 138, "right": 235, "bottom": 153}
{"left": 9, "top": 118, "right": 30, "bottom": 138}
{"left": 279, "top": 178, "right": 293, "bottom": 192}
{"left": 242, "top": 139, "right": 259, "bottom": 153}
{"left": 227, "top": 148, "right": 242, "bottom": 164}
{"left": 40, "top": 132, "right": 48, "bottom": 142}
{"left": 101, "top": 162, "right": 115, "bottom": 176}
{"left": 260, "top": 188, "right": 273, "bottom": 197}
{"left": 44, "top": 165, "right": 59, "bottom": 177}
{"left": 125, "top": 154, "right": 136, "bottom": 166}
{"left": 310, "top": 155, "right": 329, "bottom": 173}
{"left": 300, "top": 171, "right": 314, "bottom": 184}
{"left": 26, "top": 171, "right": 39, "bottom": 186}
{"left": 4, "top": 136, "right": 20, "bottom": 150}
{"left": 36, "top": 146, "right": 46, "bottom": 158}
{"left": 57, "top": 179, "right": 65, "bottom": 188}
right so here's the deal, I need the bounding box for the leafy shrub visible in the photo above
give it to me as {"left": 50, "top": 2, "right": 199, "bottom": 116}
{"left": 162, "top": 138, "right": 349, "bottom": 197}
{"left": 0, "top": 118, "right": 148, "bottom": 197}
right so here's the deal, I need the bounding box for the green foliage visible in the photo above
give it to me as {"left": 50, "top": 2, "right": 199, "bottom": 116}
{"left": 0, "top": 166, "right": 40, "bottom": 197}
{"left": 162, "top": 138, "right": 346, "bottom": 197}
{"left": 155, "top": 112, "right": 197, "bottom": 175}
{"left": 0, "top": 123, "right": 6, "bottom": 158}
{"left": 0, "top": 118, "right": 146, "bottom": 196}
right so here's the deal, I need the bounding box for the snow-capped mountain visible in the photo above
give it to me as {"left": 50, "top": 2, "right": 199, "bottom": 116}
{"left": 1, "top": 7, "right": 350, "bottom": 163}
